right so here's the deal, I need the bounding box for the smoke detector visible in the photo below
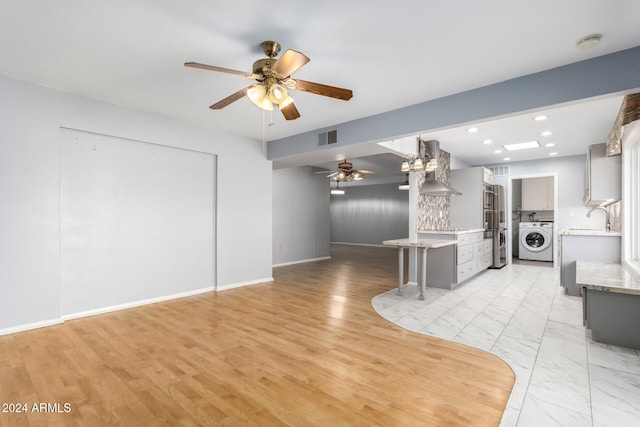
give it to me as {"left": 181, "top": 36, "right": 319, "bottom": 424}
{"left": 577, "top": 34, "right": 602, "bottom": 50}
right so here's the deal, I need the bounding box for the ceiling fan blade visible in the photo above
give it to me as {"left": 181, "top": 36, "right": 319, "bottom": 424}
{"left": 270, "top": 49, "right": 310, "bottom": 77}
{"left": 209, "top": 86, "right": 250, "bottom": 110}
{"left": 292, "top": 79, "right": 353, "bottom": 101}
{"left": 356, "top": 169, "right": 376, "bottom": 174}
{"left": 185, "top": 62, "right": 259, "bottom": 79}
{"left": 280, "top": 102, "right": 301, "bottom": 120}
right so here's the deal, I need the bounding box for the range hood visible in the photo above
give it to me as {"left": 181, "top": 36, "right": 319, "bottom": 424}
{"left": 419, "top": 139, "right": 462, "bottom": 196}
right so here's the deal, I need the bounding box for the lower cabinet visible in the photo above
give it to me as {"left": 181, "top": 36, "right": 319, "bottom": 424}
{"left": 419, "top": 230, "right": 488, "bottom": 288}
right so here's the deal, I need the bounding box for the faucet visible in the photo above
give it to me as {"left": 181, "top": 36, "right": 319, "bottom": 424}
{"left": 587, "top": 205, "right": 611, "bottom": 231}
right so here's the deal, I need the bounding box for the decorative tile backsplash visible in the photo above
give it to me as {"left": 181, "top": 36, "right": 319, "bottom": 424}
{"left": 608, "top": 200, "right": 622, "bottom": 232}
{"left": 417, "top": 139, "right": 451, "bottom": 231}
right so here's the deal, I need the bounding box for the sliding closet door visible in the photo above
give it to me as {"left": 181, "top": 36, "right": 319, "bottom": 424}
{"left": 60, "top": 129, "right": 215, "bottom": 316}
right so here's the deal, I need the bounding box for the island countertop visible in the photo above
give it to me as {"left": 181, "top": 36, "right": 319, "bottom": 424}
{"left": 382, "top": 238, "right": 458, "bottom": 249}
{"left": 559, "top": 228, "right": 622, "bottom": 237}
{"left": 417, "top": 229, "right": 484, "bottom": 236}
{"left": 576, "top": 261, "right": 640, "bottom": 295}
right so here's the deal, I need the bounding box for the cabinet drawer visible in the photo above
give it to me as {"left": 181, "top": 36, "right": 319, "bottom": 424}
{"left": 484, "top": 238, "right": 493, "bottom": 252}
{"left": 457, "top": 262, "right": 474, "bottom": 283}
{"left": 457, "top": 244, "right": 473, "bottom": 264}
{"left": 458, "top": 232, "right": 483, "bottom": 246}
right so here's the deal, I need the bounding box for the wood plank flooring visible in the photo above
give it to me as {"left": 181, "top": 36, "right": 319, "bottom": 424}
{"left": 0, "top": 245, "right": 514, "bottom": 426}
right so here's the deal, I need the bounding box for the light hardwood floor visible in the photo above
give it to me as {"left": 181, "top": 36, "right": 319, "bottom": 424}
{"left": 0, "top": 245, "right": 514, "bottom": 426}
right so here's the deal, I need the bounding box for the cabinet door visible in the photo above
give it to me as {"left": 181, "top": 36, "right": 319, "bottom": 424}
{"left": 522, "top": 177, "right": 554, "bottom": 210}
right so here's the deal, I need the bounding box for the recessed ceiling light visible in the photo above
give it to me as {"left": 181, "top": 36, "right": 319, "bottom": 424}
{"left": 533, "top": 115, "right": 548, "bottom": 121}
{"left": 482, "top": 139, "right": 493, "bottom": 145}
{"left": 540, "top": 131, "right": 552, "bottom": 137}
{"left": 494, "top": 149, "right": 503, "bottom": 154}
{"left": 502, "top": 141, "right": 541, "bottom": 151}
{"left": 503, "top": 157, "right": 511, "bottom": 161}
{"left": 577, "top": 34, "right": 602, "bottom": 50}
{"left": 549, "top": 152, "right": 558, "bottom": 156}
{"left": 545, "top": 143, "right": 555, "bottom": 147}
{"left": 467, "top": 127, "right": 479, "bottom": 133}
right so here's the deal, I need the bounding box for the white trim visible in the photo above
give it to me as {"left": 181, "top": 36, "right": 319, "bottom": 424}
{"left": 0, "top": 318, "right": 64, "bottom": 336}
{"left": 61, "top": 286, "right": 215, "bottom": 321}
{"left": 273, "top": 256, "right": 331, "bottom": 268}
{"left": 506, "top": 172, "right": 559, "bottom": 267}
{"left": 216, "top": 277, "right": 274, "bottom": 292}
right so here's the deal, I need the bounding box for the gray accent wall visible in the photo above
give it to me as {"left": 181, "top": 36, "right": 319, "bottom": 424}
{"left": 331, "top": 183, "right": 409, "bottom": 245}
{"left": 268, "top": 47, "right": 640, "bottom": 161}
{"left": 272, "top": 167, "right": 330, "bottom": 265}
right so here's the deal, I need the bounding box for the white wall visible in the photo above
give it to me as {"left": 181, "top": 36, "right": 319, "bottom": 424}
{"left": 0, "top": 75, "right": 272, "bottom": 333}
{"left": 272, "top": 166, "right": 330, "bottom": 266}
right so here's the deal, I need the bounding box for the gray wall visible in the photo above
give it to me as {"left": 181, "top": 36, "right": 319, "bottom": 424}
{"left": 0, "top": 74, "right": 272, "bottom": 334}
{"left": 272, "top": 167, "right": 330, "bottom": 265}
{"left": 331, "top": 183, "right": 409, "bottom": 245}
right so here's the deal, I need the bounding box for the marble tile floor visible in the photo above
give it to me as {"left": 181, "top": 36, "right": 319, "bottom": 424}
{"left": 371, "top": 264, "right": 640, "bottom": 426}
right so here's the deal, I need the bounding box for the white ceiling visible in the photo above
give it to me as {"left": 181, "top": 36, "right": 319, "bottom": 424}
{"left": 2, "top": 1, "right": 639, "bottom": 183}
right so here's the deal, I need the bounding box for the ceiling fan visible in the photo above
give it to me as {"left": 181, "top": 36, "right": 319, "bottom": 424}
{"left": 318, "top": 159, "right": 375, "bottom": 182}
{"left": 185, "top": 41, "right": 353, "bottom": 120}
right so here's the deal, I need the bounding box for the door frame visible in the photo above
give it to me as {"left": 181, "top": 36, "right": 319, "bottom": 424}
{"left": 506, "top": 172, "right": 559, "bottom": 266}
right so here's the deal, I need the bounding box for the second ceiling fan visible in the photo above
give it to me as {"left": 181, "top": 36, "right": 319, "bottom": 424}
{"left": 185, "top": 41, "right": 353, "bottom": 120}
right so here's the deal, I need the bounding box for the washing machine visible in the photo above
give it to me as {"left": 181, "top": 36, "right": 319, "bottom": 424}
{"left": 519, "top": 222, "right": 553, "bottom": 261}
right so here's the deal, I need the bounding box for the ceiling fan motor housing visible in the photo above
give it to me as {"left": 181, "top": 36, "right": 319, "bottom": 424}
{"left": 338, "top": 160, "right": 353, "bottom": 170}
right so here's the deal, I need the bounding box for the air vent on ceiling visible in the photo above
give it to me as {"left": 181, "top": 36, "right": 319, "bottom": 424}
{"left": 318, "top": 129, "right": 338, "bottom": 146}
{"left": 489, "top": 165, "right": 510, "bottom": 176}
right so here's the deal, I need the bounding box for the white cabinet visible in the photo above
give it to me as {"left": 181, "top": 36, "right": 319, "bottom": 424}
{"left": 583, "top": 143, "right": 621, "bottom": 206}
{"left": 450, "top": 167, "right": 490, "bottom": 230}
{"left": 455, "top": 231, "right": 485, "bottom": 284}
{"left": 522, "top": 176, "right": 554, "bottom": 210}
{"left": 483, "top": 238, "right": 493, "bottom": 269}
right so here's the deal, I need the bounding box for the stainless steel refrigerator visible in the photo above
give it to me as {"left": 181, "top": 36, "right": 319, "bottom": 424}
{"left": 491, "top": 185, "right": 507, "bottom": 268}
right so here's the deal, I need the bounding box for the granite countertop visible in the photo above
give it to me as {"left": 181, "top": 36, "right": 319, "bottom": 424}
{"left": 559, "top": 228, "right": 622, "bottom": 237}
{"left": 576, "top": 261, "right": 640, "bottom": 295}
{"left": 382, "top": 238, "right": 458, "bottom": 249}
{"left": 417, "top": 229, "right": 484, "bottom": 235}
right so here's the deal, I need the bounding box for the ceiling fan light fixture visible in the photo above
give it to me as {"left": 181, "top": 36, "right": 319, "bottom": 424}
{"left": 279, "top": 95, "right": 295, "bottom": 109}
{"left": 268, "top": 83, "right": 289, "bottom": 104}
{"left": 247, "top": 84, "right": 273, "bottom": 111}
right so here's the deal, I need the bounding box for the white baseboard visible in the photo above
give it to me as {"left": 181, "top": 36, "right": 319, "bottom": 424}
{"left": 273, "top": 256, "right": 331, "bottom": 268}
{"left": 61, "top": 286, "right": 216, "bottom": 321}
{"left": 0, "top": 318, "right": 64, "bottom": 336}
{"left": 2, "top": 278, "right": 276, "bottom": 336}
{"left": 216, "top": 277, "right": 274, "bottom": 292}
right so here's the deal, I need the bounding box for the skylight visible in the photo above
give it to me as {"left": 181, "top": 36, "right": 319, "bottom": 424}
{"left": 502, "top": 140, "right": 541, "bottom": 151}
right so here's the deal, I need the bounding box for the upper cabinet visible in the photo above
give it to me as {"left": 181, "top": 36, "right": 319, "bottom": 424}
{"left": 522, "top": 176, "right": 554, "bottom": 211}
{"left": 583, "top": 143, "right": 621, "bottom": 207}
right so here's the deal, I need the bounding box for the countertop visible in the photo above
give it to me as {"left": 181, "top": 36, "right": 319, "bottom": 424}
{"left": 576, "top": 261, "right": 640, "bottom": 295}
{"left": 382, "top": 238, "right": 458, "bottom": 249}
{"left": 559, "top": 228, "right": 622, "bottom": 237}
{"left": 417, "top": 229, "right": 484, "bottom": 235}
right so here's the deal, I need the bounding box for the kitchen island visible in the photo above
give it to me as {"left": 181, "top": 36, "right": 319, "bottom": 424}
{"left": 559, "top": 228, "right": 622, "bottom": 296}
{"left": 418, "top": 229, "right": 491, "bottom": 286}
{"left": 577, "top": 261, "right": 640, "bottom": 349}
{"left": 382, "top": 238, "right": 457, "bottom": 300}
